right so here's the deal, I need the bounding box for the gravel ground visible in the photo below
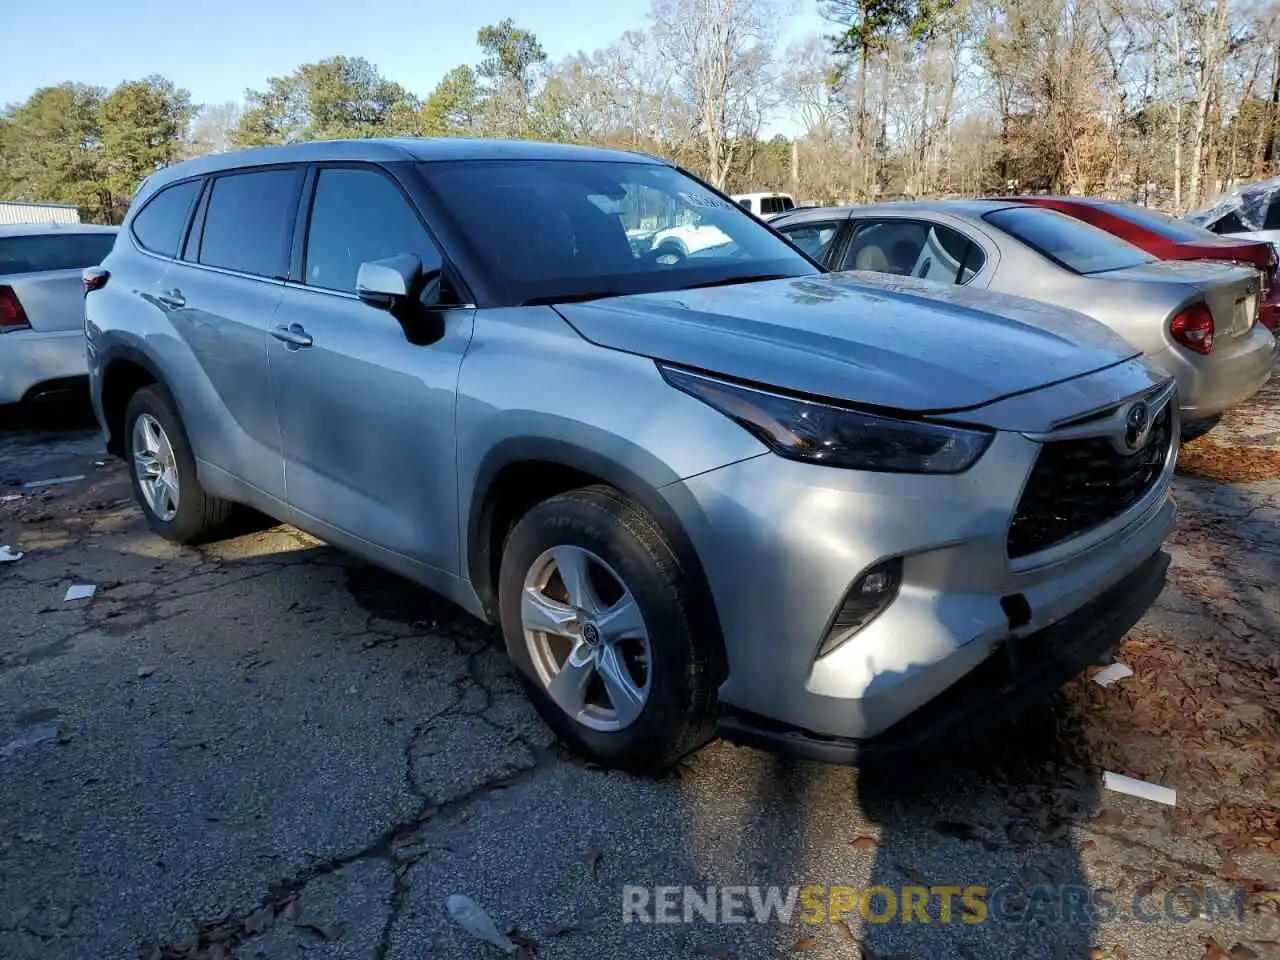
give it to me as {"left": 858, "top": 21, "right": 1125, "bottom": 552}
{"left": 0, "top": 380, "right": 1277, "bottom": 960}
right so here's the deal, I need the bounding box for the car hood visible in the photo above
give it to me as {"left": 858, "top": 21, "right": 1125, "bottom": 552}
{"left": 555, "top": 272, "right": 1140, "bottom": 414}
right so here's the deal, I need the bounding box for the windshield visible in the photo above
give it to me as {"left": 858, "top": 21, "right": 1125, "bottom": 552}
{"left": 985, "top": 206, "right": 1156, "bottom": 275}
{"left": 1095, "top": 202, "right": 1217, "bottom": 243}
{"left": 420, "top": 160, "right": 818, "bottom": 305}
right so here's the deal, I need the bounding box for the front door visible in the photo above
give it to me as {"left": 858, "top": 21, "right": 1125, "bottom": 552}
{"left": 269, "top": 165, "right": 473, "bottom": 576}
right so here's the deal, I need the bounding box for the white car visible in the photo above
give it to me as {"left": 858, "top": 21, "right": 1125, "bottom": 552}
{"left": 732, "top": 192, "right": 796, "bottom": 221}
{"left": 0, "top": 223, "right": 118, "bottom": 405}
{"left": 649, "top": 221, "right": 733, "bottom": 260}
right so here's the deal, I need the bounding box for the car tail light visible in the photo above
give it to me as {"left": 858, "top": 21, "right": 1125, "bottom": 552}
{"left": 1170, "top": 302, "right": 1215, "bottom": 355}
{"left": 83, "top": 268, "right": 109, "bottom": 294}
{"left": 0, "top": 285, "right": 29, "bottom": 331}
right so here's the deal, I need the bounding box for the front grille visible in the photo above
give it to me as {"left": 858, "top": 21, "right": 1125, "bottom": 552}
{"left": 1007, "top": 403, "right": 1172, "bottom": 559}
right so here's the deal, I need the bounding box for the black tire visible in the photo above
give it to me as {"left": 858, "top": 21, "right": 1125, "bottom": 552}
{"left": 124, "top": 384, "right": 234, "bottom": 544}
{"left": 498, "top": 485, "right": 717, "bottom": 772}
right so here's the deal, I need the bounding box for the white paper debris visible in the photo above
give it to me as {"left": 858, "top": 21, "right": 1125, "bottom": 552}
{"left": 64, "top": 584, "right": 97, "bottom": 602}
{"left": 23, "top": 475, "right": 85, "bottom": 489}
{"left": 1103, "top": 771, "right": 1176, "bottom": 806}
{"left": 93, "top": 460, "right": 106, "bottom": 467}
{"left": 0, "top": 493, "right": 21, "bottom": 502}
{"left": 0, "top": 545, "right": 22, "bottom": 563}
{"left": 443, "top": 894, "right": 518, "bottom": 954}
{"left": 1092, "top": 662, "right": 1134, "bottom": 687}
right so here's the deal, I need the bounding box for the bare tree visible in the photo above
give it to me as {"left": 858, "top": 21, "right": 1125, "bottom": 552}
{"left": 649, "top": 0, "right": 780, "bottom": 188}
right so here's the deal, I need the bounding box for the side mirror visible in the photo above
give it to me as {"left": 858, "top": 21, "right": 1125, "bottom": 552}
{"left": 356, "top": 254, "right": 423, "bottom": 308}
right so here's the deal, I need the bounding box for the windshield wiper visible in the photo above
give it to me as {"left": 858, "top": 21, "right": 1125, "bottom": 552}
{"left": 522, "top": 291, "right": 627, "bottom": 306}
{"left": 677, "top": 274, "right": 793, "bottom": 291}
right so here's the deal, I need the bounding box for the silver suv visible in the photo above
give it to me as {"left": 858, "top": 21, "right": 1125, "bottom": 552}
{"left": 86, "top": 139, "right": 1177, "bottom": 771}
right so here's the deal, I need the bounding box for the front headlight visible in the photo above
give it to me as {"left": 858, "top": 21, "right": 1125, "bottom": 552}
{"left": 661, "top": 365, "right": 993, "bottom": 474}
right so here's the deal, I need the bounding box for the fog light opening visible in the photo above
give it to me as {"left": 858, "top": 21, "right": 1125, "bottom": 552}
{"left": 817, "top": 558, "right": 903, "bottom": 658}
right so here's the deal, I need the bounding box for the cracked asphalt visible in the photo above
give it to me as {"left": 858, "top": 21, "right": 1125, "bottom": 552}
{"left": 1, "top": 382, "right": 1278, "bottom": 960}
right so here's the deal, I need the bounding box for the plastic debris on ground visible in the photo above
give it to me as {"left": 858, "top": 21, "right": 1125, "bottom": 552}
{"left": 1092, "top": 662, "right": 1134, "bottom": 687}
{"left": 23, "top": 475, "right": 85, "bottom": 490}
{"left": 64, "top": 584, "right": 96, "bottom": 602}
{"left": 0, "top": 493, "right": 21, "bottom": 502}
{"left": 1103, "top": 771, "right": 1177, "bottom": 806}
{"left": 0, "top": 725, "right": 59, "bottom": 759}
{"left": 443, "top": 894, "right": 518, "bottom": 954}
{"left": 0, "top": 545, "right": 23, "bottom": 563}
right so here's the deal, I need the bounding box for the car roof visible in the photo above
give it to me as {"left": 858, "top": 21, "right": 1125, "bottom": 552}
{"left": 0, "top": 223, "right": 118, "bottom": 238}
{"left": 775, "top": 199, "right": 1020, "bottom": 223}
{"left": 138, "top": 138, "right": 667, "bottom": 197}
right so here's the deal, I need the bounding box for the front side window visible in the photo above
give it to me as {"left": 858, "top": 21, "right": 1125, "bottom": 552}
{"left": 305, "top": 167, "right": 442, "bottom": 294}
{"left": 777, "top": 221, "right": 842, "bottom": 263}
{"left": 986, "top": 206, "right": 1155, "bottom": 275}
{"left": 421, "top": 160, "right": 818, "bottom": 305}
{"left": 0, "top": 233, "right": 116, "bottom": 276}
{"left": 840, "top": 219, "right": 982, "bottom": 284}
{"left": 198, "top": 168, "right": 301, "bottom": 278}
{"left": 131, "top": 179, "right": 200, "bottom": 257}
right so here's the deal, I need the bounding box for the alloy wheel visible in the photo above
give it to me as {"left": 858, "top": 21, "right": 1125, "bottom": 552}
{"left": 132, "top": 412, "right": 180, "bottom": 522}
{"left": 521, "top": 545, "right": 652, "bottom": 732}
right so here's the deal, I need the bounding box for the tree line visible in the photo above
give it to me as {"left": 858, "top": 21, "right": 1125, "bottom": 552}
{"left": 1, "top": 0, "right": 1277, "bottom": 224}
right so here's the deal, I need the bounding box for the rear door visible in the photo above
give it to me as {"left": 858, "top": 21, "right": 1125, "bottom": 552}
{"left": 161, "top": 166, "right": 303, "bottom": 503}
{"left": 838, "top": 216, "right": 991, "bottom": 286}
{"left": 0, "top": 230, "right": 117, "bottom": 331}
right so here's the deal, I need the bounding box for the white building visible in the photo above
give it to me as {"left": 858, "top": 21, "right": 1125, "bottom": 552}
{"left": 0, "top": 200, "right": 81, "bottom": 225}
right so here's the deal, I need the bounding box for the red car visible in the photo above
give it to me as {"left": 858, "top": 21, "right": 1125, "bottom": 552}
{"left": 994, "top": 196, "right": 1279, "bottom": 332}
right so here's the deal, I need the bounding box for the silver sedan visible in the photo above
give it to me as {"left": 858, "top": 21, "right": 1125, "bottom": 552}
{"left": 772, "top": 200, "right": 1276, "bottom": 418}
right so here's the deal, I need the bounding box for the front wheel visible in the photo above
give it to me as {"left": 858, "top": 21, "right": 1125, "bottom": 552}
{"left": 498, "top": 485, "right": 717, "bottom": 772}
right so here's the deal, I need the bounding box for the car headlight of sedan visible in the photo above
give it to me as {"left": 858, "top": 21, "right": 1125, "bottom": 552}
{"left": 661, "top": 365, "right": 993, "bottom": 474}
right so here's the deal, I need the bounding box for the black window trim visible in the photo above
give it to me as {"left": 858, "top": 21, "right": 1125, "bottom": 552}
{"left": 192, "top": 164, "right": 305, "bottom": 283}
{"left": 844, "top": 215, "right": 988, "bottom": 284}
{"left": 287, "top": 159, "right": 473, "bottom": 307}
{"left": 128, "top": 175, "right": 204, "bottom": 261}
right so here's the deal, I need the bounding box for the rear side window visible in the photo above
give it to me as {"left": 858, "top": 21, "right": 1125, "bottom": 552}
{"left": 777, "top": 220, "right": 842, "bottom": 262}
{"left": 840, "top": 218, "right": 983, "bottom": 284}
{"left": 1264, "top": 198, "right": 1280, "bottom": 230}
{"left": 198, "top": 168, "right": 301, "bottom": 278}
{"left": 985, "top": 206, "right": 1155, "bottom": 275}
{"left": 304, "top": 167, "right": 442, "bottom": 294}
{"left": 1209, "top": 211, "right": 1247, "bottom": 234}
{"left": 0, "top": 233, "right": 116, "bottom": 276}
{"left": 131, "top": 180, "right": 200, "bottom": 257}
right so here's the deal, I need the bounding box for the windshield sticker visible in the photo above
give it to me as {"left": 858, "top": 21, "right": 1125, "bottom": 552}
{"left": 680, "top": 192, "right": 731, "bottom": 209}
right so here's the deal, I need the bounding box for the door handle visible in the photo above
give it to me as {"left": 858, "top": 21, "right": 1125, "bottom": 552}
{"left": 156, "top": 288, "right": 185, "bottom": 309}
{"left": 271, "top": 323, "right": 313, "bottom": 349}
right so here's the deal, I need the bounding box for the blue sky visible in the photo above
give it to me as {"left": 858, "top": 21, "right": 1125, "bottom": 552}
{"left": 0, "top": 0, "right": 827, "bottom": 112}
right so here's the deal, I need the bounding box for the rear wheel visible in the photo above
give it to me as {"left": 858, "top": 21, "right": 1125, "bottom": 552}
{"left": 124, "top": 385, "right": 234, "bottom": 544}
{"left": 498, "top": 485, "right": 717, "bottom": 772}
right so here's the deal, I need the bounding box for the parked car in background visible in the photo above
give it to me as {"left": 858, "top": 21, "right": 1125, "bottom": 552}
{"left": 88, "top": 138, "right": 1175, "bottom": 772}
{"left": 998, "top": 195, "right": 1279, "bottom": 332}
{"left": 731, "top": 192, "right": 795, "bottom": 220}
{"left": 0, "top": 223, "right": 117, "bottom": 406}
{"left": 1186, "top": 175, "right": 1280, "bottom": 248}
{"left": 771, "top": 200, "right": 1275, "bottom": 419}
